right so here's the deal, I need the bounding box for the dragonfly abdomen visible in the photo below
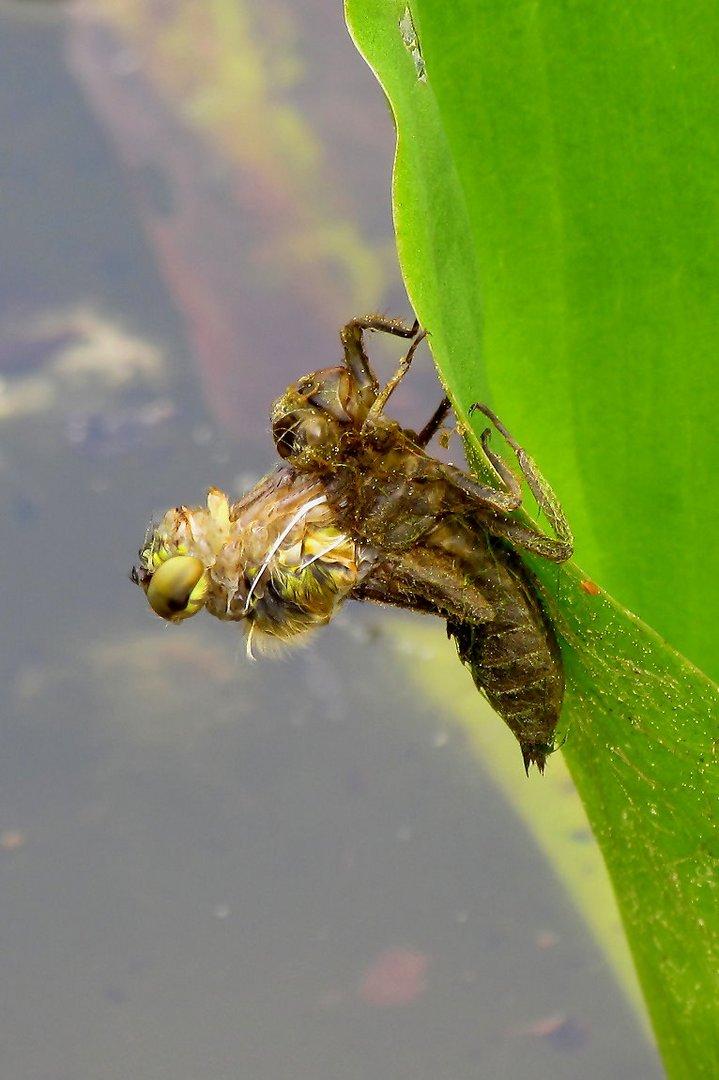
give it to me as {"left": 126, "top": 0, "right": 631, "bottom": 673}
{"left": 448, "top": 549, "right": 563, "bottom": 774}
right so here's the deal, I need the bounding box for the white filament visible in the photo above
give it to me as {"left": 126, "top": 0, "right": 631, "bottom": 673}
{"left": 242, "top": 494, "right": 328, "bottom": 615}
{"left": 299, "top": 533, "right": 346, "bottom": 570}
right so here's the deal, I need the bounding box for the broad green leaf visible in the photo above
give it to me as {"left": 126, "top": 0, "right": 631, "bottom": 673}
{"left": 345, "top": 0, "right": 719, "bottom": 1075}
{"left": 348, "top": 0, "right": 719, "bottom": 683}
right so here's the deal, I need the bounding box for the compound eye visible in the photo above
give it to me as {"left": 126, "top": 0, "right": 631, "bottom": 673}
{"left": 296, "top": 377, "right": 315, "bottom": 397}
{"left": 272, "top": 415, "right": 298, "bottom": 459}
{"left": 147, "top": 555, "right": 207, "bottom": 621}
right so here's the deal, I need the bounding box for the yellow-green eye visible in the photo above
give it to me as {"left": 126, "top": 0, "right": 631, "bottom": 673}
{"left": 147, "top": 555, "right": 207, "bottom": 622}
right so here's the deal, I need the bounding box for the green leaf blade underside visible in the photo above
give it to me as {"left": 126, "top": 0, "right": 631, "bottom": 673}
{"left": 345, "top": 0, "right": 719, "bottom": 1075}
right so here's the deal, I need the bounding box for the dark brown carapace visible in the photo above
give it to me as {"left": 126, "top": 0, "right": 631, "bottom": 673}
{"left": 269, "top": 316, "right": 573, "bottom": 772}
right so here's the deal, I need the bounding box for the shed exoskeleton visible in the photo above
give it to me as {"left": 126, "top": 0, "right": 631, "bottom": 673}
{"left": 270, "top": 316, "right": 573, "bottom": 772}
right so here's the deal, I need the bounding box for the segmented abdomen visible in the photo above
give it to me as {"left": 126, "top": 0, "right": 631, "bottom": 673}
{"left": 447, "top": 545, "right": 563, "bottom": 774}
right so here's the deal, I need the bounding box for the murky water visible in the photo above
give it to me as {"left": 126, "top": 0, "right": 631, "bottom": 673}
{"left": 0, "top": 4, "right": 662, "bottom": 1078}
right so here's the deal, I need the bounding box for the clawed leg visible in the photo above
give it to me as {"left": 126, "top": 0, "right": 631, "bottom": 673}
{"left": 366, "top": 327, "right": 427, "bottom": 423}
{"left": 469, "top": 402, "right": 574, "bottom": 561}
{"left": 475, "top": 506, "right": 573, "bottom": 561}
{"left": 343, "top": 322, "right": 447, "bottom": 449}
{"left": 443, "top": 451, "right": 523, "bottom": 514}
{"left": 414, "top": 396, "right": 451, "bottom": 448}
{"left": 340, "top": 315, "right": 419, "bottom": 400}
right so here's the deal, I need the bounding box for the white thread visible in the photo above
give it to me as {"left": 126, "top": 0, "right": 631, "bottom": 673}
{"left": 299, "top": 533, "right": 346, "bottom": 570}
{"left": 243, "top": 494, "right": 328, "bottom": 614}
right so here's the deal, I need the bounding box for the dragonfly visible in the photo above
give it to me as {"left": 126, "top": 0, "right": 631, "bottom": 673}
{"left": 133, "top": 316, "right": 573, "bottom": 772}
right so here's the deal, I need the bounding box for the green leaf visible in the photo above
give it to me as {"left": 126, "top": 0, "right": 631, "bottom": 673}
{"left": 345, "top": 0, "right": 719, "bottom": 1075}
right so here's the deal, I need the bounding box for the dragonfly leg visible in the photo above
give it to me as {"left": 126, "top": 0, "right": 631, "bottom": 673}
{"left": 470, "top": 403, "right": 574, "bottom": 560}
{"left": 340, "top": 315, "right": 418, "bottom": 398}
{"left": 414, "top": 396, "right": 451, "bottom": 448}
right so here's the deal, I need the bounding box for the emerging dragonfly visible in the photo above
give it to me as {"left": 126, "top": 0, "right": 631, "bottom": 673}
{"left": 133, "top": 317, "right": 573, "bottom": 772}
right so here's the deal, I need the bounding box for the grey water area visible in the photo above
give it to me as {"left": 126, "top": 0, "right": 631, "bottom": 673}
{"left": 0, "top": 7, "right": 663, "bottom": 1079}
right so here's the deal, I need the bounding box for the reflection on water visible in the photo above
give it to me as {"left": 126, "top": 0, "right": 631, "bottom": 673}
{"left": 0, "top": 5, "right": 662, "bottom": 1079}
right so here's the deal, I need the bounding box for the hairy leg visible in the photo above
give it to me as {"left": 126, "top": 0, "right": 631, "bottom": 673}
{"left": 340, "top": 315, "right": 418, "bottom": 398}
{"left": 470, "top": 403, "right": 573, "bottom": 558}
